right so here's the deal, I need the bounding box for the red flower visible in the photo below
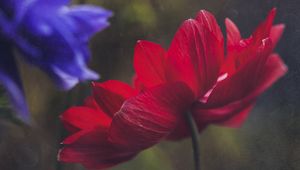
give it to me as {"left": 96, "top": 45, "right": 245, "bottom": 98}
{"left": 133, "top": 8, "right": 287, "bottom": 139}
{"left": 59, "top": 8, "right": 287, "bottom": 169}
{"left": 58, "top": 80, "right": 194, "bottom": 169}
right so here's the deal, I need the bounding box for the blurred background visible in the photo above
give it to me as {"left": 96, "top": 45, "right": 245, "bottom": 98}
{"left": 0, "top": 0, "right": 299, "bottom": 169}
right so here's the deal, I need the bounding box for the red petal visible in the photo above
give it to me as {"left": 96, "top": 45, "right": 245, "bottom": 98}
{"left": 217, "top": 104, "right": 254, "bottom": 128}
{"left": 255, "top": 53, "right": 287, "bottom": 95}
{"left": 133, "top": 40, "right": 168, "bottom": 89}
{"left": 195, "top": 10, "right": 224, "bottom": 42}
{"left": 192, "top": 51, "right": 287, "bottom": 129}
{"left": 192, "top": 102, "right": 254, "bottom": 131}
{"left": 108, "top": 82, "right": 194, "bottom": 150}
{"left": 166, "top": 116, "right": 189, "bottom": 140}
{"left": 204, "top": 38, "right": 273, "bottom": 107}
{"left": 226, "top": 8, "right": 278, "bottom": 70}
{"left": 59, "top": 128, "right": 137, "bottom": 170}
{"left": 132, "top": 74, "right": 145, "bottom": 91}
{"left": 252, "top": 8, "right": 276, "bottom": 44}
{"left": 225, "top": 18, "right": 241, "bottom": 49}
{"left": 62, "top": 129, "right": 97, "bottom": 145}
{"left": 92, "top": 80, "right": 137, "bottom": 117}
{"left": 61, "top": 106, "right": 111, "bottom": 133}
{"left": 167, "top": 19, "right": 224, "bottom": 97}
{"left": 84, "top": 96, "right": 104, "bottom": 112}
{"left": 221, "top": 18, "right": 242, "bottom": 75}
{"left": 270, "top": 24, "right": 285, "bottom": 48}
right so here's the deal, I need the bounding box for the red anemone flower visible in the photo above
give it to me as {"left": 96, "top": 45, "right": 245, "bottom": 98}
{"left": 133, "top": 8, "right": 287, "bottom": 139}
{"left": 59, "top": 8, "right": 287, "bottom": 169}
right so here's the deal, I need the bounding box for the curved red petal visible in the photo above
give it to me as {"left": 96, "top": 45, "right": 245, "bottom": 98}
{"left": 222, "top": 8, "right": 279, "bottom": 75}
{"left": 92, "top": 80, "right": 137, "bottom": 117}
{"left": 192, "top": 101, "right": 254, "bottom": 131}
{"left": 59, "top": 128, "right": 137, "bottom": 170}
{"left": 270, "top": 24, "right": 285, "bottom": 49}
{"left": 133, "top": 40, "right": 168, "bottom": 89}
{"left": 255, "top": 53, "right": 287, "bottom": 95}
{"left": 192, "top": 52, "right": 287, "bottom": 129}
{"left": 221, "top": 18, "right": 242, "bottom": 75}
{"left": 61, "top": 129, "right": 91, "bottom": 145}
{"left": 61, "top": 106, "right": 112, "bottom": 133}
{"left": 217, "top": 104, "right": 254, "bottom": 128}
{"left": 165, "top": 118, "right": 189, "bottom": 140}
{"left": 195, "top": 10, "right": 224, "bottom": 42}
{"left": 84, "top": 96, "right": 104, "bottom": 112}
{"left": 132, "top": 74, "right": 146, "bottom": 91}
{"left": 252, "top": 8, "right": 276, "bottom": 44}
{"left": 167, "top": 19, "right": 224, "bottom": 97}
{"left": 108, "top": 82, "right": 194, "bottom": 150}
{"left": 225, "top": 18, "right": 241, "bottom": 49}
{"left": 204, "top": 38, "right": 273, "bottom": 107}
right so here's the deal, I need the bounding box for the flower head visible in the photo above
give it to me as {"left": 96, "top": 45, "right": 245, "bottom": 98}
{"left": 59, "top": 8, "right": 287, "bottom": 169}
{"left": 133, "top": 8, "right": 287, "bottom": 139}
{"left": 0, "top": 0, "right": 112, "bottom": 121}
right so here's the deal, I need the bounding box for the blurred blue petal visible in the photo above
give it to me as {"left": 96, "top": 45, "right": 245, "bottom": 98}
{"left": 63, "top": 5, "right": 113, "bottom": 42}
{"left": 0, "top": 0, "right": 112, "bottom": 121}
{"left": 0, "top": 42, "right": 29, "bottom": 122}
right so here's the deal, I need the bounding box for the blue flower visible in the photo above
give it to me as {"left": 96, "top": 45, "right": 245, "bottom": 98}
{"left": 0, "top": 0, "right": 112, "bottom": 121}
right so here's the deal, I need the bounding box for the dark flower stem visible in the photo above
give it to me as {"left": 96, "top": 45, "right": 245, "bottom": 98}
{"left": 185, "top": 112, "right": 200, "bottom": 170}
